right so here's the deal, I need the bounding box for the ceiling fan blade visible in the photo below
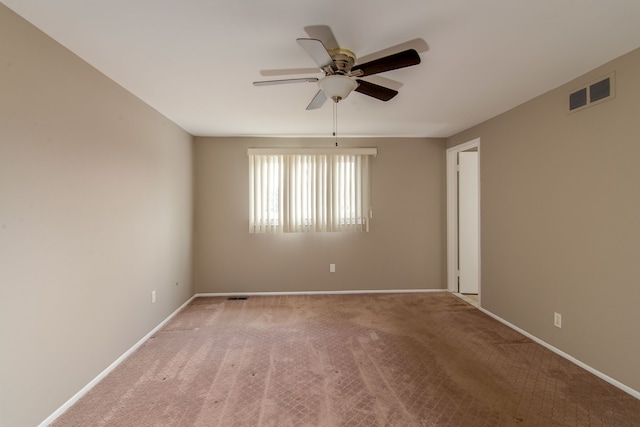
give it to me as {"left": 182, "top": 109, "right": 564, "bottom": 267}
{"left": 355, "top": 80, "right": 398, "bottom": 101}
{"left": 306, "top": 90, "right": 327, "bottom": 110}
{"left": 357, "top": 38, "right": 429, "bottom": 65}
{"left": 304, "top": 25, "right": 339, "bottom": 51}
{"left": 296, "top": 38, "right": 336, "bottom": 71}
{"left": 253, "top": 77, "right": 319, "bottom": 86}
{"left": 351, "top": 49, "right": 420, "bottom": 77}
{"left": 364, "top": 75, "right": 404, "bottom": 91}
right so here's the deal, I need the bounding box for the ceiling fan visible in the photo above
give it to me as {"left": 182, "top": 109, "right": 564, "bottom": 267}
{"left": 253, "top": 26, "right": 421, "bottom": 110}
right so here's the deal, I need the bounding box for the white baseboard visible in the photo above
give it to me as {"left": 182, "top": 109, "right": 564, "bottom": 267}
{"left": 478, "top": 306, "right": 640, "bottom": 400}
{"left": 452, "top": 292, "right": 479, "bottom": 307}
{"left": 38, "top": 295, "right": 197, "bottom": 427}
{"left": 196, "top": 288, "right": 446, "bottom": 298}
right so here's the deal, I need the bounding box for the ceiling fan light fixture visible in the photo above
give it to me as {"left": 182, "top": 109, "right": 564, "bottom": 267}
{"left": 318, "top": 75, "right": 357, "bottom": 102}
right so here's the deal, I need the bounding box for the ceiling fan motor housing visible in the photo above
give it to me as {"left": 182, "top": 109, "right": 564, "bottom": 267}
{"left": 329, "top": 48, "right": 357, "bottom": 74}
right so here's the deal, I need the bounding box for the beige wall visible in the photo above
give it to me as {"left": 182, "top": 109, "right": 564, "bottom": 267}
{"left": 448, "top": 48, "right": 640, "bottom": 392}
{"left": 0, "top": 6, "right": 194, "bottom": 427}
{"left": 194, "top": 137, "right": 446, "bottom": 294}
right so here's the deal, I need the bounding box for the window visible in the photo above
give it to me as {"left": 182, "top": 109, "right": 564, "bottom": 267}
{"left": 248, "top": 148, "right": 376, "bottom": 233}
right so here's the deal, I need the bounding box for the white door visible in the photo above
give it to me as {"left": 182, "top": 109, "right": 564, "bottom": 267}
{"left": 458, "top": 151, "right": 479, "bottom": 294}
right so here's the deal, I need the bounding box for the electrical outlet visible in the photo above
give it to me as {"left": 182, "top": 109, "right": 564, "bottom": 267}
{"left": 554, "top": 312, "right": 562, "bottom": 328}
{"left": 330, "top": 264, "right": 336, "bottom": 273}
{"left": 151, "top": 290, "right": 157, "bottom": 304}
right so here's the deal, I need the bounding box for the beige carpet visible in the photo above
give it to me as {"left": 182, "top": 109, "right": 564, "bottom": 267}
{"left": 52, "top": 293, "right": 640, "bottom": 426}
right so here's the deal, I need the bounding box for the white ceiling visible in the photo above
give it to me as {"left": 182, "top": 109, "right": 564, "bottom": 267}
{"left": 3, "top": 0, "right": 640, "bottom": 138}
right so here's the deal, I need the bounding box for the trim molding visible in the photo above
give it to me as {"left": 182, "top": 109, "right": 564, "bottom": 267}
{"left": 38, "top": 295, "right": 197, "bottom": 427}
{"left": 247, "top": 147, "right": 378, "bottom": 156}
{"left": 446, "top": 138, "right": 481, "bottom": 297}
{"left": 478, "top": 306, "right": 640, "bottom": 400}
{"left": 196, "top": 289, "right": 445, "bottom": 298}
{"left": 452, "top": 292, "right": 479, "bottom": 308}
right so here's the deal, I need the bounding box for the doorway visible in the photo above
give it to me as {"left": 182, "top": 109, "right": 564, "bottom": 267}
{"left": 446, "top": 138, "right": 480, "bottom": 306}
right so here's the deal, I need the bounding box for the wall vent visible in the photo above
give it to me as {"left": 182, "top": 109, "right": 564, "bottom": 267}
{"left": 568, "top": 72, "right": 615, "bottom": 113}
{"left": 589, "top": 78, "right": 610, "bottom": 103}
{"left": 569, "top": 88, "right": 587, "bottom": 110}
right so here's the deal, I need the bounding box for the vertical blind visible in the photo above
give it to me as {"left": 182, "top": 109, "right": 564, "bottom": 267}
{"left": 248, "top": 148, "right": 377, "bottom": 233}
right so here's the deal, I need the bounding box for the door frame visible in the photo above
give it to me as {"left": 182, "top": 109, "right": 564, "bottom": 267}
{"left": 446, "top": 138, "right": 481, "bottom": 300}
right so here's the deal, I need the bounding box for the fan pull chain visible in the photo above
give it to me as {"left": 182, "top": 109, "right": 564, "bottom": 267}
{"left": 333, "top": 101, "right": 338, "bottom": 147}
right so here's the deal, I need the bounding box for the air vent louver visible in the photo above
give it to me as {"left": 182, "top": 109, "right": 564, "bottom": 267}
{"left": 569, "top": 88, "right": 587, "bottom": 111}
{"left": 568, "top": 72, "right": 615, "bottom": 113}
{"left": 590, "top": 78, "right": 610, "bottom": 103}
